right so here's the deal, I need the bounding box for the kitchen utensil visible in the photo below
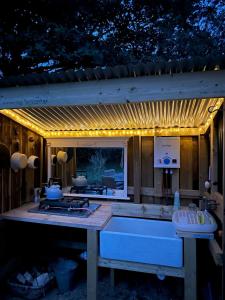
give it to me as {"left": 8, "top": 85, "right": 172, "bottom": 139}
{"left": 48, "top": 177, "right": 62, "bottom": 189}
{"left": 204, "top": 180, "right": 211, "bottom": 189}
{"left": 28, "top": 155, "right": 40, "bottom": 169}
{"left": 45, "top": 184, "right": 63, "bottom": 200}
{"left": 57, "top": 151, "right": 68, "bottom": 164}
{"left": 11, "top": 152, "right": 28, "bottom": 172}
{"left": 72, "top": 175, "right": 88, "bottom": 187}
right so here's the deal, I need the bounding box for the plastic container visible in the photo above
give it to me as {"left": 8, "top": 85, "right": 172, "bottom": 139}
{"left": 173, "top": 191, "right": 180, "bottom": 211}
{"left": 53, "top": 258, "right": 78, "bottom": 294}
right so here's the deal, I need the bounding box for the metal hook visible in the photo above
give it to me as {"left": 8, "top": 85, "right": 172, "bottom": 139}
{"left": 208, "top": 106, "right": 224, "bottom": 113}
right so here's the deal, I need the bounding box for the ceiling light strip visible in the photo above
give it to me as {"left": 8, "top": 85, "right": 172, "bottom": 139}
{"left": 201, "top": 98, "right": 224, "bottom": 132}
{"left": 0, "top": 98, "right": 224, "bottom": 138}
{"left": 0, "top": 109, "right": 45, "bottom": 136}
{"left": 44, "top": 127, "right": 203, "bottom": 138}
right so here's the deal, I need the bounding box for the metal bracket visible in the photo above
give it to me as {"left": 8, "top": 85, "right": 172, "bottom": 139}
{"left": 208, "top": 106, "right": 225, "bottom": 113}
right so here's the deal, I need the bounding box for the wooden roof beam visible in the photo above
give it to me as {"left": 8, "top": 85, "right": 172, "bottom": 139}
{"left": 0, "top": 70, "right": 225, "bottom": 109}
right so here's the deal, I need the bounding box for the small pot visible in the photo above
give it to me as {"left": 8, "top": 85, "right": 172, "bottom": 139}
{"left": 28, "top": 155, "right": 40, "bottom": 169}
{"left": 11, "top": 152, "right": 28, "bottom": 172}
{"left": 57, "top": 151, "right": 68, "bottom": 164}
{"left": 72, "top": 175, "right": 88, "bottom": 187}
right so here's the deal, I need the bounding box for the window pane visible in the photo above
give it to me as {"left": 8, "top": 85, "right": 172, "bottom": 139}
{"left": 75, "top": 147, "right": 124, "bottom": 195}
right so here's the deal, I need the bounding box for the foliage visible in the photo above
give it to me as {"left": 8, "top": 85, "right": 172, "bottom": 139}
{"left": 89, "top": 149, "right": 106, "bottom": 184}
{"left": 0, "top": 0, "right": 224, "bottom": 76}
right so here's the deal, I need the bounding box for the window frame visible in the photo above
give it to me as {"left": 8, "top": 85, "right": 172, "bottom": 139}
{"left": 46, "top": 137, "right": 129, "bottom": 200}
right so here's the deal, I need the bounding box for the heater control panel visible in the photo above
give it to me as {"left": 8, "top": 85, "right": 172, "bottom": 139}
{"left": 154, "top": 137, "right": 180, "bottom": 168}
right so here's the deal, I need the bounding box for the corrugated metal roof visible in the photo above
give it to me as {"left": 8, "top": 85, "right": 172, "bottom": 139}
{"left": 9, "top": 98, "right": 221, "bottom": 132}
{"left": 0, "top": 55, "right": 224, "bottom": 88}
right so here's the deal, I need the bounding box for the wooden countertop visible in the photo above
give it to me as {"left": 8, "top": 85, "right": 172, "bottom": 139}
{"left": 1, "top": 201, "right": 112, "bottom": 230}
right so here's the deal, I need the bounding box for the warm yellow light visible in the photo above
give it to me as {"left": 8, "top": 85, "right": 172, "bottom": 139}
{"left": 0, "top": 109, "right": 45, "bottom": 136}
{"left": 0, "top": 97, "right": 224, "bottom": 138}
{"left": 200, "top": 97, "right": 224, "bottom": 133}
{"left": 43, "top": 127, "right": 202, "bottom": 138}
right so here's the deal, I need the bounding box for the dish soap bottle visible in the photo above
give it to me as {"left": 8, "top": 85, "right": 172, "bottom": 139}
{"left": 173, "top": 191, "right": 180, "bottom": 211}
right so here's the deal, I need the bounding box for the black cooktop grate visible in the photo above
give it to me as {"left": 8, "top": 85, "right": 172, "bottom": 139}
{"left": 40, "top": 197, "right": 90, "bottom": 209}
{"left": 28, "top": 197, "right": 101, "bottom": 218}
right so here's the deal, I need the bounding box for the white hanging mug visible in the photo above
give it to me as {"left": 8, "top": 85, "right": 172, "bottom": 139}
{"left": 57, "top": 151, "right": 68, "bottom": 164}
{"left": 11, "top": 152, "right": 28, "bottom": 172}
{"left": 28, "top": 155, "right": 40, "bottom": 169}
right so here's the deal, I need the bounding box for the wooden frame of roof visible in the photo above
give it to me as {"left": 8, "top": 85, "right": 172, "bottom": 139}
{"left": 0, "top": 70, "right": 225, "bottom": 109}
{"left": 0, "top": 66, "right": 225, "bottom": 137}
{"left": 0, "top": 97, "right": 223, "bottom": 138}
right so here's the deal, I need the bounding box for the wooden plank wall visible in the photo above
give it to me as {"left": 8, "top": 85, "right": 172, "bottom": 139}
{"left": 130, "top": 136, "right": 207, "bottom": 204}
{"left": 0, "top": 114, "right": 44, "bottom": 214}
{"left": 210, "top": 122, "right": 219, "bottom": 193}
{"left": 128, "top": 137, "right": 134, "bottom": 187}
{"left": 51, "top": 135, "right": 208, "bottom": 204}
{"left": 199, "top": 135, "right": 210, "bottom": 192}
{"left": 180, "top": 137, "right": 199, "bottom": 190}
{"left": 141, "top": 137, "right": 154, "bottom": 188}
{"left": 133, "top": 136, "right": 141, "bottom": 203}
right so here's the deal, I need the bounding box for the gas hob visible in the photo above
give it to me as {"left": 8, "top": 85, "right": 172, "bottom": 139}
{"left": 28, "top": 196, "right": 101, "bottom": 218}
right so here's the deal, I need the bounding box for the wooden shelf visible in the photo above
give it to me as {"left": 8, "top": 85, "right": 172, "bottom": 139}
{"left": 98, "top": 257, "right": 185, "bottom": 278}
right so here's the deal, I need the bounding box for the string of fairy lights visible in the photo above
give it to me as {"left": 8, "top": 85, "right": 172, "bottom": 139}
{"left": 0, "top": 98, "right": 223, "bottom": 138}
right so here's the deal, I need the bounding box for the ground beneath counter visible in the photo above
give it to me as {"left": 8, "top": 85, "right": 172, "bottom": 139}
{"left": 1, "top": 268, "right": 183, "bottom": 300}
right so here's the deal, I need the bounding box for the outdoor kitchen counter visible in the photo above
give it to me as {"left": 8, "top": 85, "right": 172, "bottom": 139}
{"left": 0, "top": 201, "right": 112, "bottom": 230}
{"left": 1, "top": 201, "right": 112, "bottom": 300}
{"left": 1, "top": 202, "right": 199, "bottom": 300}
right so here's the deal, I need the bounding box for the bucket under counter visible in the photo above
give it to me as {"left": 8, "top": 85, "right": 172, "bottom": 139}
{"left": 100, "top": 216, "right": 183, "bottom": 268}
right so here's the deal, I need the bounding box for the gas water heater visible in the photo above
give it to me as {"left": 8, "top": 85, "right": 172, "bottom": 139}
{"left": 154, "top": 137, "right": 180, "bottom": 168}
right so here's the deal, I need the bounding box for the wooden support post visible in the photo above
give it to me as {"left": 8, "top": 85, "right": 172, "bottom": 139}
{"left": 87, "top": 229, "right": 98, "bottom": 300}
{"left": 39, "top": 137, "right": 44, "bottom": 185}
{"left": 180, "top": 137, "right": 193, "bottom": 189}
{"left": 198, "top": 135, "right": 209, "bottom": 193}
{"left": 47, "top": 143, "right": 52, "bottom": 181}
{"left": 133, "top": 136, "right": 141, "bottom": 203}
{"left": 110, "top": 268, "right": 115, "bottom": 289}
{"left": 184, "top": 238, "right": 197, "bottom": 300}
{"left": 208, "top": 239, "right": 223, "bottom": 266}
{"left": 222, "top": 101, "right": 225, "bottom": 300}
{"left": 210, "top": 121, "right": 218, "bottom": 192}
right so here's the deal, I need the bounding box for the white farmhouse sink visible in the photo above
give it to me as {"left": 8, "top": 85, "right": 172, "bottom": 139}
{"left": 100, "top": 217, "right": 183, "bottom": 267}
